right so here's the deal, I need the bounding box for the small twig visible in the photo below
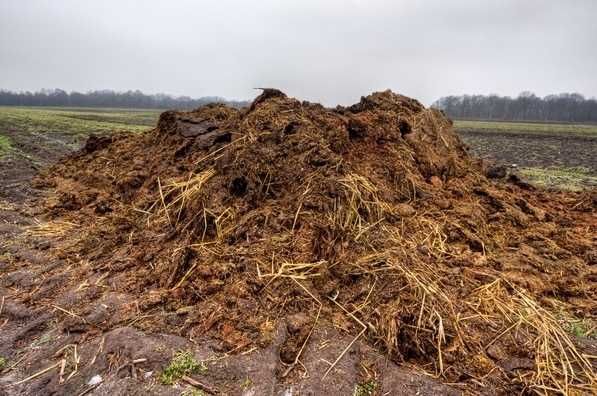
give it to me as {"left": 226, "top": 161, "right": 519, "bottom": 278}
{"left": 349, "top": 280, "right": 376, "bottom": 315}
{"left": 241, "top": 347, "right": 257, "bottom": 355}
{"left": 59, "top": 359, "right": 66, "bottom": 384}
{"left": 4, "top": 353, "right": 28, "bottom": 372}
{"left": 12, "top": 362, "right": 60, "bottom": 385}
{"left": 281, "top": 279, "right": 322, "bottom": 378}
{"left": 51, "top": 305, "right": 88, "bottom": 323}
{"left": 87, "top": 336, "right": 105, "bottom": 367}
{"left": 172, "top": 261, "right": 199, "bottom": 290}
{"left": 74, "top": 344, "right": 79, "bottom": 372}
{"left": 291, "top": 183, "right": 311, "bottom": 232}
{"left": 182, "top": 375, "right": 217, "bottom": 394}
{"left": 485, "top": 320, "right": 520, "bottom": 349}
{"left": 194, "top": 135, "right": 246, "bottom": 165}
{"left": 66, "top": 369, "right": 77, "bottom": 382}
{"left": 157, "top": 176, "right": 171, "bottom": 225}
{"left": 77, "top": 382, "right": 101, "bottom": 396}
{"left": 291, "top": 201, "right": 303, "bottom": 233}
{"left": 323, "top": 296, "right": 367, "bottom": 379}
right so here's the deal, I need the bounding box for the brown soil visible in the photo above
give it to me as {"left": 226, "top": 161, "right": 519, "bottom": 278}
{"left": 1, "top": 90, "right": 596, "bottom": 395}
{"left": 0, "top": 129, "right": 78, "bottom": 203}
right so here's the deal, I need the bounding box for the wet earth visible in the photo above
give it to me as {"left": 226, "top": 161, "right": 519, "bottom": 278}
{"left": 1, "top": 105, "right": 595, "bottom": 395}
{"left": 459, "top": 131, "right": 597, "bottom": 172}
{"left": 0, "top": 129, "right": 457, "bottom": 395}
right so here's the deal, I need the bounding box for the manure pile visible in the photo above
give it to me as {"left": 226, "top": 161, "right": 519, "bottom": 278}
{"left": 11, "top": 90, "right": 597, "bottom": 394}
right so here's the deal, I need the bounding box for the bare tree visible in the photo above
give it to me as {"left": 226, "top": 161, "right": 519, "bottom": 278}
{"left": 433, "top": 92, "right": 597, "bottom": 123}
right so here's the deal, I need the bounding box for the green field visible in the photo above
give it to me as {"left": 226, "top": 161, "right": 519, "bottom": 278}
{"left": 0, "top": 106, "right": 160, "bottom": 136}
{"left": 518, "top": 167, "right": 597, "bottom": 191}
{"left": 454, "top": 120, "right": 597, "bottom": 191}
{"left": 0, "top": 107, "right": 161, "bottom": 158}
{"left": 454, "top": 120, "right": 597, "bottom": 137}
{"left": 0, "top": 135, "right": 11, "bottom": 154}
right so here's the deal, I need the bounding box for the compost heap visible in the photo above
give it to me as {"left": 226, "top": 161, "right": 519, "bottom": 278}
{"left": 36, "top": 90, "right": 596, "bottom": 393}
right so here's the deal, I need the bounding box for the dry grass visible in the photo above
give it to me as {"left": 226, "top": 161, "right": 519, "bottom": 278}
{"left": 280, "top": 279, "right": 322, "bottom": 378}
{"left": 22, "top": 91, "right": 594, "bottom": 396}
{"left": 351, "top": 237, "right": 596, "bottom": 394}
{"left": 149, "top": 169, "right": 216, "bottom": 226}
{"left": 0, "top": 200, "right": 16, "bottom": 211}
{"left": 257, "top": 259, "right": 325, "bottom": 289}
{"left": 24, "top": 220, "right": 78, "bottom": 238}
{"left": 373, "top": 252, "right": 455, "bottom": 376}
{"left": 199, "top": 207, "right": 235, "bottom": 241}
{"left": 468, "top": 279, "right": 596, "bottom": 394}
{"left": 329, "top": 173, "right": 389, "bottom": 239}
{"left": 145, "top": 165, "right": 595, "bottom": 394}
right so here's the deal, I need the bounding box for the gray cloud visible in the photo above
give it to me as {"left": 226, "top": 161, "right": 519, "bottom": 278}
{"left": 1, "top": 0, "right": 596, "bottom": 105}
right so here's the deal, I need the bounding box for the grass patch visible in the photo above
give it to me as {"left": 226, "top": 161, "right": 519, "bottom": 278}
{"left": 28, "top": 331, "right": 56, "bottom": 348}
{"left": 160, "top": 351, "right": 207, "bottom": 385}
{"left": 566, "top": 318, "right": 596, "bottom": 339}
{"left": 60, "top": 112, "right": 159, "bottom": 126}
{"left": 0, "top": 106, "right": 160, "bottom": 138}
{"left": 0, "top": 135, "right": 12, "bottom": 157}
{"left": 354, "top": 380, "right": 377, "bottom": 396}
{"left": 0, "top": 107, "right": 161, "bottom": 161}
{"left": 240, "top": 376, "right": 252, "bottom": 390}
{"left": 455, "top": 120, "right": 597, "bottom": 137}
{"left": 0, "top": 356, "right": 7, "bottom": 370}
{"left": 519, "top": 167, "right": 597, "bottom": 191}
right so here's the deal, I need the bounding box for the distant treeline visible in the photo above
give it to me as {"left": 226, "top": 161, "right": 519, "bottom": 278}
{"left": 433, "top": 92, "right": 597, "bottom": 123}
{"left": 0, "top": 88, "right": 249, "bottom": 109}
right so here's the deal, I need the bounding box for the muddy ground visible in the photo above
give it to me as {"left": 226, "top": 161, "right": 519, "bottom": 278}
{"left": 0, "top": 129, "right": 79, "bottom": 203}
{"left": 0, "top": 204, "right": 455, "bottom": 395}
{"left": 1, "top": 99, "right": 595, "bottom": 396}
{"left": 458, "top": 131, "right": 597, "bottom": 172}
{"left": 0, "top": 107, "right": 459, "bottom": 395}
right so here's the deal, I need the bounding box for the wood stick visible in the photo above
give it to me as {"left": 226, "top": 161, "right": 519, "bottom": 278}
{"left": 323, "top": 295, "right": 368, "bottom": 379}
{"left": 59, "top": 359, "right": 66, "bottom": 384}
{"left": 77, "top": 383, "right": 100, "bottom": 396}
{"left": 182, "top": 375, "right": 217, "bottom": 394}
{"left": 12, "top": 362, "right": 60, "bottom": 385}
{"left": 51, "top": 305, "right": 87, "bottom": 323}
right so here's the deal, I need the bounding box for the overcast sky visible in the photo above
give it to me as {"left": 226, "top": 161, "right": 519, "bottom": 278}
{"left": 1, "top": 0, "right": 596, "bottom": 105}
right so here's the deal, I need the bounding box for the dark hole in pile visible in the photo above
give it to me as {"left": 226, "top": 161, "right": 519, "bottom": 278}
{"left": 213, "top": 132, "right": 232, "bottom": 144}
{"left": 230, "top": 176, "right": 248, "bottom": 196}
{"left": 283, "top": 121, "right": 299, "bottom": 135}
{"left": 398, "top": 119, "right": 412, "bottom": 137}
{"left": 347, "top": 119, "right": 367, "bottom": 139}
